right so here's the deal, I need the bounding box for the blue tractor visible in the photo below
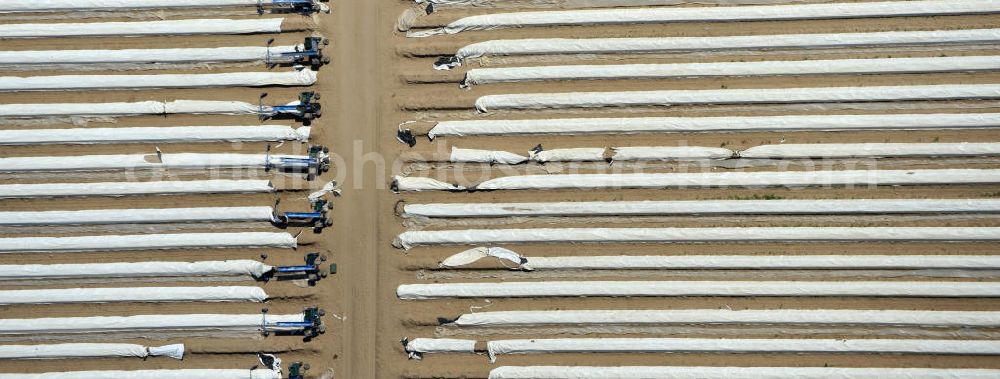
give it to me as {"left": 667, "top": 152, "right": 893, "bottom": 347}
{"left": 267, "top": 37, "right": 330, "bottom": 70}
{"left": 257, "top": 0, "right": 329, "bottom": 15}
{"left": 260, "top": 91, "right": 322, "bottom": 122}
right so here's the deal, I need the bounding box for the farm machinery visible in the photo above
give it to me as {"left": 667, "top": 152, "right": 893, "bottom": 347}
{"left": 260, "top": 305, "right": 328, "bottom": 339}
{"left": 267, "top": 37, "right": 331, "bottom": 70}
{"left": 262, "top": 252, "right": 335, "bottom": 285}
{"left": 259, "top": 91, "right": 322, "bottom": 121}
{"left": 264, "top": 144, "right": 331, "bottom": 181}
{"left": 257, "top": 0, "right": 329, "bottom": 15}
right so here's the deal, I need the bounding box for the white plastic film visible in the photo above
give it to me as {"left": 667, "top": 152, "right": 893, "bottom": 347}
{"left": 0, "top": 207, "right": 275, "bottom": 226}
{"left": 0, "top": 260, "right": 274, "bottom": 281}
{"left": 0, "top": 19, "right": 285, "bottom": 39}
{"left": 404, "top": 199, "right": 1000, "bottom": 218}
{"left": 0, "top": 286, "right": 267, "bottom": 305}
{"left": 530, "top": 148, "right": 606, "bottom": 162}
{"left": 412, "top": 1, "right": 1000, "bottom": 37}
{"left": 0, "top": 313, "right": 302, "bottom": 335}
{"left": 0, "top": 232, "right": 296, "bottom": 253}
{"left": 393, "top": 176, "right": 467, "bottom": 192}
{"left": 0, "top": 369, "right": 281, "bottom": 379}
{"left": 488, "top": 366, "right": 1000, "bottom": 379}
{"left": 405, "top": 338, "right": 477, "bottom": 353}
{"left": 0, "top": 125, "right": 310, "bottom": 146}
{"left": 520, "top": 255, "right": 1000, "bottom": 271}
{"left": 0, "top": 46, "right": 298, "bottom": 66}
{"left": 612, "top": 146, "right": 732, "bottom": 161}
{"left": 0, "top": 343, "right": 183, "bottom": 360}
{"left": 450, "top": 147, "right": 528, "bottom": 164}
{"left": 0, "top": 0, "right": 258, "bottom": 12}
{"left": 0, "top": 180, "right": 274, "bottom": 199}
{"left": 427, "top": 113, "right": 1000, "bottom": 137}
{"left": 740, "top": 142, "right": 1000, "bottom": 158}
{"left": 474, "top": 84, "right": 1000, "bottom": 112}
{"left": 0, "top": 100, "right": 261, "bottom": 118}
{"left": 398, "top": 280, "right": 1000, "bottom": 299}
{"left": 0, "top": 153, "right": 311, "bottom": 172}
{"left": 0, "top": 71, "right": 316, "bottom": 92}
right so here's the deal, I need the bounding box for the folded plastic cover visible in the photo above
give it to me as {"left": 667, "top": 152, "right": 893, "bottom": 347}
{"left": 403, "top": 199, "right": 1000, "bottom": 218}
{"left": 427, "top": 113, "right": 1000, "bottom": 137}
{"left": 485, "top": 338, "right": 1000, "bottom": 361}
{"left": 398, "top": 281, "right": 1000, "bottom": 299}
{"left": 0, "top": 100, "right": 260, "bottom": 118}
{"left": 0, "top": 343, "right": 184, "bottom": 360}
{"left": 474, "top": 84, "right": 1000, "bottom": 112}
{"left": 405, "top": 338, "right": 477, "bottom": 353}
{"left": 393, "top": 176, "right": 467, "bottom": 192}
{"left": 0, "top": 180, "right": 274, "bottom": 199}
{"left": 0, "top": 232, "right": 296, "bottom": 253}
{"left": 741, "top": 142, "right": 1000, "bottom": 158}
{"left": 0, "top": 260, "right": 274, "bottom": 280}
{"left": 411, "top": 1, "right": 1000, "bottom": 37}
{"left": 463, "top": 56, "right": 1000, "bottom": 86}
{"left": 454, "top": 309, "right": 1000, "bottom": 327}
{"left": 0, "top": 286, "right": 267, "bottom": 305}
{"left": 488, "top": 366, "right": 1000, "bottom": 379}
{"left": 0, "top": 19, "right": 285, "bottom": 38}
{"left": 0, "top": 153, "right": 309, "bottom": 172}
{"left": 450, "top": 147, "right": 528, "bottom": 164}
{"left": 0, "top": 71, "right": 316, "bottom": 92}
{"left": 473, "top": 169, "right": 1000, "bottom": 190}
{"left": 612, "top": 146, "right": 732, "bottom": 161}
{"left": 0, "top": 207, "right": 275, "bottom": 225}
{"left": 0, "top": 126, "right": 309, "bottom": 146}
{"left": 0, "top": 0, "right": 257, "bottom": 12}
{"left": 0, "top": 46, "right": 297, "bottom": 66}
{"left": 0, "top": 313, "right": 301, "bottom": 335}
{"left": 452, "top": 29, "right": 1000, "bottom": 62}
{"left": 0, "top": 370, "right": 282, "bottom": 379}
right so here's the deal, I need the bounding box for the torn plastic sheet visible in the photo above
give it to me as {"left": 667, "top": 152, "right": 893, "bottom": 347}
{"left": 488, "top": 366, "right": 1000, "bottom": 379}
{"left": 0, "top": 260, "right": 274, "bottom": 281}
{"left": 0, "top": 180, "right": 275, "bottom": 199}
{"left": 0, "top": 232, "right": 297, "bottom": 253}
{"left": 740, "top": 142, "right": 1000, "bottom": 158}
{"left": 0, "top": 71, "right": 316, "bottom": 92}
{"left": 410, "top": 1, "right": 1000, "bottom": 37}
{"left": 398, "top": 280, "right": 1000, "bottom": 299}
{"left": 450, "top": 147, "right": 528, "bottom": 164}
{"left": 392, "top": 176, "right": 467, "bottom": 192}
{"left": 403, "top": 199, "right": 1000, "bottom": 218}
{"left": 0, "top": 125, "right": 310, "bottom": 146}
{"left": 0, "top": 153, "right": 313, "bottom": 172}
{"left": 455, "top": 309, "right": 1000, "bottom": 328}
{"left": 0, "top": 46, "right": 299, "bottom": 66}
{"left": 426, "top": 113, "right": 1000, "bottom": 137}
{"left": 449, "top": 29, "right": 1000, "bottom": 64}
{"left": 463, "top": 56, "right": 1000, "bottom": 86}
{"left": 472, "top": 169, "right": 1000, "bottom": 191}
{"left": 0, "top": 207, "right": 276, "bottom": 225}
{"left": 484, "top": 338, "right": 1000, "bottom": 362}
{"left": 0, "top": 100, "right": 262, "bottom": 118}
{"left": 474, "top": 84, "right": 1000, "bottom": 112}
{"left": 0, "top": 313, "right": 302, "bottom": 335}
{"left": 394, "top": 227, "right": 1000, "bottom": 249}
{"left": 0, "top": 343, "right": 184, "bottom": 360}
{"left": 0, "top": 369, "right": 281, "bottom": 379}
{"left": 0, "top": 19, "right": 285, "bottom": 39}
{"left": 0, "top": 286, "right": 268, "bottom": 305}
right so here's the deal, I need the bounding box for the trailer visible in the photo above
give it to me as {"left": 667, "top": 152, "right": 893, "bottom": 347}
{"left": 260, "top": 306, "right": 327, "bottom": 339}
{"left": 260, "top": 91, "right": 322, "bottom": 121}
{"left": 266, "top": 252, "right": 333, "bottom": 285}
{"left": 258, "top": 0, "right": 330, "bottom": 15}
{"left": 267, "top": 37, "right": 331, "bottom": 70}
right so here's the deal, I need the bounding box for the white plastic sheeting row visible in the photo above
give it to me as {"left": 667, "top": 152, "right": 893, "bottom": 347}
{"left": 392, "top": 176, "right": 467, "bottom": 192}
{"left": 410, "top": 1, "right": 1000, "bottom": 37}
{"left": 404, "top": 199, "right": 1000, "bottom": 218}
{"left": 472, "top": 169, "right": 1000, "bottom": 191}
{"left": 453, "top": 309, "right": 1000, "bottom": 327}
{"left": 0, "top": 125, "right": 310, "bottom": 146}
{"left": 0, "top": 71, "right": 316, "bottom": 92}
{"left": 0, "top": 370, "right": 280, "bottom": 379}
{"left": 426, "top": 113, "right": 1000, "bottom": 137}
{"left": 0, "top": 0, "right": 257, "bottom": 12}
{"left": 0, "top": 19, "right": 286, "bottom": 39}
{"left": 398, "top": 281, "right": 1000, "bottom": 299}
{"left": 439, "top": 247, "right": 1000, "bottom": 271}
{"left": 474, "top": 84, "right": 1000, "bottom": 112}
{"left": 395, "top": 227, "right": 1000, "bottom": 249}
{"left": 0, "top": 153, "right": 309, "bottom": 172}
{"left": 0, "top": 260, "right": 274, "bottom": 281}
{"left": 0, "top": 313, "right": 301, "bottom": 335}
{"left": 463, "top": 56, "right": 1000, "bottom": 86}
{"left": 448, "top": 28, "right": 1000, "bottom": 64}
{"left": 0, "top": 207, "right": 276, "bottom": 225}
{"left": 0, "top": 286, "right": 267, "bottom": 305}
{"left": 488, "top": 366, "right": 1000, "bottom": 379}
{"left": 0, "top": 46, "right": 299, "bottom": 66}
{"left": 0, "top": 343, "right": 184, "bottom": 360}
{"left": 741, "top": 142, "right": 1000, "bottom": 158}
{"left": 0, "top": 100, "right": 261, "bottom": 118}
{"left": 0, "top": 232, "right": 296, "bottom": 253}
{"left": 0, "top": 180, "right": 275, "bottom": 199}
